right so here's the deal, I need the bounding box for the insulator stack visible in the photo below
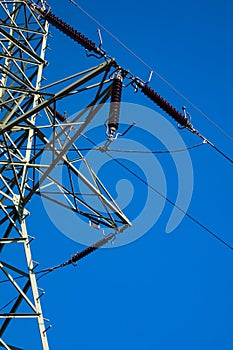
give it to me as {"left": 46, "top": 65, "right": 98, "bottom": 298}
{"left": 108, "top": 75, "right": 123, "bottom": 138}
{"left": 33, "top": 5, "right": 101, "bottom": 55}
{"left": 138, "top": 83, "right": 193, "bottom": 129}
{"left": 62, "top": 234, "right": 115, "bottom": 267}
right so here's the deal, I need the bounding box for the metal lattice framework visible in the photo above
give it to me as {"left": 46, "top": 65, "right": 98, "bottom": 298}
{"left": 0, "top": 1, "right": 131, "bottom": 349}
{"left": 0, "top": 0, "right": 215, "bottom": 348}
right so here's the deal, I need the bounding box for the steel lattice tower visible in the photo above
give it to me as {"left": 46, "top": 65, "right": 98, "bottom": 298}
{"left": 0, "top": 1, "right": 130, "bottom": 349}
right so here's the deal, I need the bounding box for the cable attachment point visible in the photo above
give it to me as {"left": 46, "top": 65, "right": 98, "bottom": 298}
{"left": 100, "top": 121, "right": 136, "bottom": 152}
{"left": 178, "top": 106, "right": 192, "bottom": 129}
{"left": 130, "top": 70, "right": 154, "bottom": 92}
{"left": 193, "top": 129, "right": 213, "bottom": 147}
{"left": 134, "top": 70, "right": 154, "bottom": 86}
{"left": 85, "top": 29, "right": 106, "bottom": 59}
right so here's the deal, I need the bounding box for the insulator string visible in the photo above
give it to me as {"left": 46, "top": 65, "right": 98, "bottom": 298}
{"left": 138, "top": 82, "right": 192, "bottom": 129}
{"left": 32, "top": 3, "right": 102, "bottom": 55}
{"left": 67, "top": 0, "right": 233, "bottom": 143}
{"left": 32, "top": 2, "right": 233, "bottom": 164}
{"left": 108, "top": 74, "right": 123, "bottom": 138}
{"left": 35, "top": 233, "right": 115, "bottom": 279}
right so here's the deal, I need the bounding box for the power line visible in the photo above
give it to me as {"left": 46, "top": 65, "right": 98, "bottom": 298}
{"left": 193, "top": 130, "right": 233, "bottom": 165}
{"left": 68, "top": 0, "right": 233, "bottom": 143}
{"left": 0, "top": 145, "right": 230, "bottom": 289}
{"left": 0, "top": 296, "right": 18, "bottom": 312}
{"left": 2, "top": 142, "right": 204, "bottom": 154}
{"left": 0, "top": 233, "right": 116, "bottom": 286}
{"left": 206, "top": 140, "right": 233, "bottom": 164}
{"left": 0, "top": 233, "right": 116, "bottom": 284}
{"left": 81, "top": 133, "right": 233, "bottom": 251}
{"left": 96, "top": 142, "right": 204, "bottom": 154}
{"left": 40, "top": 3, "right": 233, "bottom": 165}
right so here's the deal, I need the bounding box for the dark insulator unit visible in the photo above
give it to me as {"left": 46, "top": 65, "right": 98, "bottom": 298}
{"left": 139, "top": 83, "right": 192, "bottom": 129}
{"left": 35, "top": 6, "right": 101, "bottom": 55}
{"left": 62, "top": 234, "right": 115, "bottom": 266}
{"left": 108, "top": 75, "right": 123, "bottom": 138}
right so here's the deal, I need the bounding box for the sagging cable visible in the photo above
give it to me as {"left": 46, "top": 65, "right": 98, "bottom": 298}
{"left": 29, "top": 1, "right": 233, "bottom": 165}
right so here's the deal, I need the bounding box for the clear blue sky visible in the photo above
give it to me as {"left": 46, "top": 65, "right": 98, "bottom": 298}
{"left": 18, "top": 0, "right": 233, "bottom": 349}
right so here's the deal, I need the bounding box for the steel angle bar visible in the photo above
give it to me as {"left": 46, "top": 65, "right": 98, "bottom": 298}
{"left": 0, "top": 337, "right": 12, "bottom": 350}
{"left": 0, "top": 59, "right": 115, "bottom": 134}
{"left": 0, "top": 27, "right": 45, "bottom": 64}
{"left": 0, "top": 237, "right": 26, "bottom": 243}
{"left": 0, "top": 313, "right": 39, "bottom": 318}
{"left": 23, "top": 86, "right": 131, "bottom": 227}
{"left": 0, "top": 261, "right": 28, "bottom": 277}
{"left": 0, "top": 263, "right": 37, "bottom": 313}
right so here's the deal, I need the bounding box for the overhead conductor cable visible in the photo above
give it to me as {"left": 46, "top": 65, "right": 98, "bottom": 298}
{"left": 30, "top": 0, "right": 233, "bottom": 166}
{"left": 68, "top": 0, "right": 233, "bottom": 143}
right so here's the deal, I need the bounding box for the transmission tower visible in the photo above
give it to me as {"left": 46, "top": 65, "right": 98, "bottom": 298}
{"left": 0, "top": 0, "right": 210, "bottom": 348}
{"left": 0, "top": 1, "right": 130, "bottom": 349}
